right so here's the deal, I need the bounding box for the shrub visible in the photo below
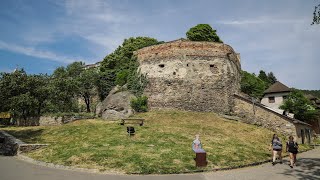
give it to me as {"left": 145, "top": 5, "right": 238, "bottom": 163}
{"left": 130, "top": 96, "right": 148, "bottom": 112}
{"left": 115, "top": 70, "right": 128, "bottom": 86}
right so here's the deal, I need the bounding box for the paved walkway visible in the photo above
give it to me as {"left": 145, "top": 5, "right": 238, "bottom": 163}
{"left": 0, "top": 148, "right": 319, "bottom": 180}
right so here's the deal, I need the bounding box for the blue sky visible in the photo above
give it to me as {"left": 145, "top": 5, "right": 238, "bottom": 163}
{"left": 0, "top": 0, "right": 319, "bottom": 89}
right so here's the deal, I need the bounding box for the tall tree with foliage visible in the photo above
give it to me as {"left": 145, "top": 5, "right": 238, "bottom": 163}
{"left": 76, "top": 68, "right": 99, "bottom": 112}
{"left": 100, "top": 37, "right": 159, "bottom": 97}
{"left": 0, "top": 69, "right": 28, "bottom": 112}
{"left": 280, "top": 89, "right": 316, "bottom": 121}
{"left": 258, "top": 70, "right": 269, "bottom": 88}
{"left": 50, "top": 64, "right": 80, "bottom": 113}
{"left": 312, "top": 3, "right": 320, "bottom": 25}
{"left": 0, "top": 69, "right": 51, "bottom": 124}
{"left": 240, "top": 70, "right": 266, "bottom": 98}
{"left": 27, "top": 74, "right": 51, "bottom": 115}
{"left": 186, "top": 24, "right": 223, "bottom": 43}
{"left": 267, "top": 72, "right": 277, "bottom": 85}
{"left": 95, "top": 71, "right": 115, "bottom": 101}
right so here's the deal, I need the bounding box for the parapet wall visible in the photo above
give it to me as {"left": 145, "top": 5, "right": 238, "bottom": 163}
{"left": 136, "top": 39, "right": 241, "bottom": 114}
{"left": 136, "top": 39, "right": 241, "bottom": 70}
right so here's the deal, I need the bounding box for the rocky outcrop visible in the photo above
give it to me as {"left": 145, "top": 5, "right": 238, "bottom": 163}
{"left": 96, "top": 85, "right": 136, "bottom": 120}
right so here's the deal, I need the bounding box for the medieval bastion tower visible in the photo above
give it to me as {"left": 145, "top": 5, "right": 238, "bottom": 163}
{"left": 135, "top": 39, "right": 241, "bottom": 114}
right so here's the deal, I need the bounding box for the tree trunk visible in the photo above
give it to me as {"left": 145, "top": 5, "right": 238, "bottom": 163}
{"left": 83, "top": 95, "right": 91, "bottom": 113}
{"left": 37, "top": 102, "right": 42, "bottom": 115}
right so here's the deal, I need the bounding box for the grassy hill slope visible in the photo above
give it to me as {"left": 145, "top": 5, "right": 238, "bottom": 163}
{"left": 1, "top": 110, "right": 308, "bottom": 174}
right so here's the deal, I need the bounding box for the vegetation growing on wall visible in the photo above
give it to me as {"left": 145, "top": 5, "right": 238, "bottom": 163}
{"left": 100, "top": 37, "right": 159, "bottom": 97}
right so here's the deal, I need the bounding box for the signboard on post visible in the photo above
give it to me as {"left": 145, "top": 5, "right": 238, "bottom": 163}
{"left": 0, "top": 112, "right": 11, "bottom": 119}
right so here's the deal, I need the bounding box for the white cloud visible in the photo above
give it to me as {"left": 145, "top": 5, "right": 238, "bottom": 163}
{"left": 48, "top": 0, "right": 140, "bottom": 55}
{"left": 0, "top": 40, "right": 92, "bottom": 64}
{"left": 222, "top": 15, "right": 320, "bottom": 89}
{"left": 218, "top": 17, "right": 307, "bottom": 25}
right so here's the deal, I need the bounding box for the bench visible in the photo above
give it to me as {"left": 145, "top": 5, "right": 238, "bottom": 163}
{"left": 120, "top": 118, "right": 144, "bottom": 126}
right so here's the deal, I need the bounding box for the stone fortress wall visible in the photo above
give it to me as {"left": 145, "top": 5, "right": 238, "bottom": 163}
{"left": 135, "top": 39, "right": 241, "bottom": 114}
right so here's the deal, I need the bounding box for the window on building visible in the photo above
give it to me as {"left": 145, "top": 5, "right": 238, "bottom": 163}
{"left": 283, "top": 96, "right": 288, "bottom": 100}
{"left": 268, "top": 96, "right": 275, "bottom": 103}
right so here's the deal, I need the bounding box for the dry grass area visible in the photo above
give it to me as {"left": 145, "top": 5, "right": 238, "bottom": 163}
{"left": 0, "top": 110, "right": 312, "bottom": 174}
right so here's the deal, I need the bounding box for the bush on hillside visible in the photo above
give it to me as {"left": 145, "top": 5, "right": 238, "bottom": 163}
{"left": 130, "top": 96, "right": 148, "bottom": 112}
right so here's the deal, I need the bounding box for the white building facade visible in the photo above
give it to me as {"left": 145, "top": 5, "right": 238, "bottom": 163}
{"left": 260, "top": 81, "right": 293, "bottom": 117}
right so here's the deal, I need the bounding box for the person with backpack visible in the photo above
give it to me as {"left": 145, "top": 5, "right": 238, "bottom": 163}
{"left": 286, "top": 135, "right": 299, "bottom": 168}
{"left": 269, "top": 134, "right": 283, "bottom": 165}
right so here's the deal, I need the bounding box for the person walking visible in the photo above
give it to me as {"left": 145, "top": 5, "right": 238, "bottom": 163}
{"left": 286, "top": 135, "right": 299, "bottom": 168}
{"left": 270, "top": 134, "right": 283, "bottom": 165}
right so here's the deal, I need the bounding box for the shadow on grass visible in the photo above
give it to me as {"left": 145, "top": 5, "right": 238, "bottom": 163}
{"left": 5, "top": 129, "right": 45, "bottom": 144}
{"left": 279, "top": 158, "right": 320, "bottom": 180}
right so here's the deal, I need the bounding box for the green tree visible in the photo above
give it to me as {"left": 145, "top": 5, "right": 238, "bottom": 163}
{"left": 99, "top": 37, "right": 159, "bottom": 98}
{"left": 312, "top": 4, "right": 320, "bottom": 25}
{"left": 100, "top": 37, "right": 159, "bottom": 73}
{"left": 280, "top": 89, "right": 316, "bottom": 121}
{"left": 258, "top": 70, "right": 269, "bottom": 88}
{"left": 186, "top": 24, "right": 223, "bottom": 43}
{"left": 0, "top": 69, "right": 28, "bottom": 112}
{"left": 50, "top": 64, "right": 80, "bottom": 113}
{"left": 240, "top": 70, "right": 265, "bottom": 98}
{"left": 0, "top": 69, "right": 51, "bottom": 124}
{"left": 267, "top": 72, "right": 277, "bottom": 85}
{"left": 27, "top": 74, "right": 51, "bottom": 115}
{"left": 115, "top": 70, "right": 129, "bottom": 87}
{"left": 9, "top": 92, "right": 37, "bottom": 124}
{"left": 95, "top": 70, "right": 115, "bottom": 101}
{"left": 76, "top": 69, "right": 99, "bottom": 113}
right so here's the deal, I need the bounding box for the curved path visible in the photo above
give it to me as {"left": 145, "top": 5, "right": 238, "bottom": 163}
{"left": 0, "top": 148, "right": 319, "bottom": 180}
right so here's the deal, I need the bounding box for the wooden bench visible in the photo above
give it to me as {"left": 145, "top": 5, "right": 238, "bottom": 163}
{"left": 120, "top": 118, "right": 144, "bottom": 126}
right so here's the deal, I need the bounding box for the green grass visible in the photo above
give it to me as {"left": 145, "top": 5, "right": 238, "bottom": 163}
{"left": 314, "top": 137, "right": 320, "bottom": 145}
{"left": 0, "top": 110, "right": 313, "bottom": 174}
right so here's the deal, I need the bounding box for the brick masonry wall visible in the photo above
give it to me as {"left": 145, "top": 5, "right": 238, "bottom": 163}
{"left": 135, "top": 39, "right": 241, "bottom": 114}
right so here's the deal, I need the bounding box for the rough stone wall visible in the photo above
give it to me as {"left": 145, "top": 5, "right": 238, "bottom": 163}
{"left": 39, "top": 116, "right": 85, "bottom": 126}
{"left": 135, "top": 39, "right": 241, "bottom": 114}
{"left": 39, "top": 116, "right": 63, "bottom": 126}
{"left": 0, "top": 131, "right": 48, "bottom": 155}
{"left": 233, "top": 95, "right": 312, "bottom": 144}
{"left": 0, "top": 131, "right": 23, "bottom": 155}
